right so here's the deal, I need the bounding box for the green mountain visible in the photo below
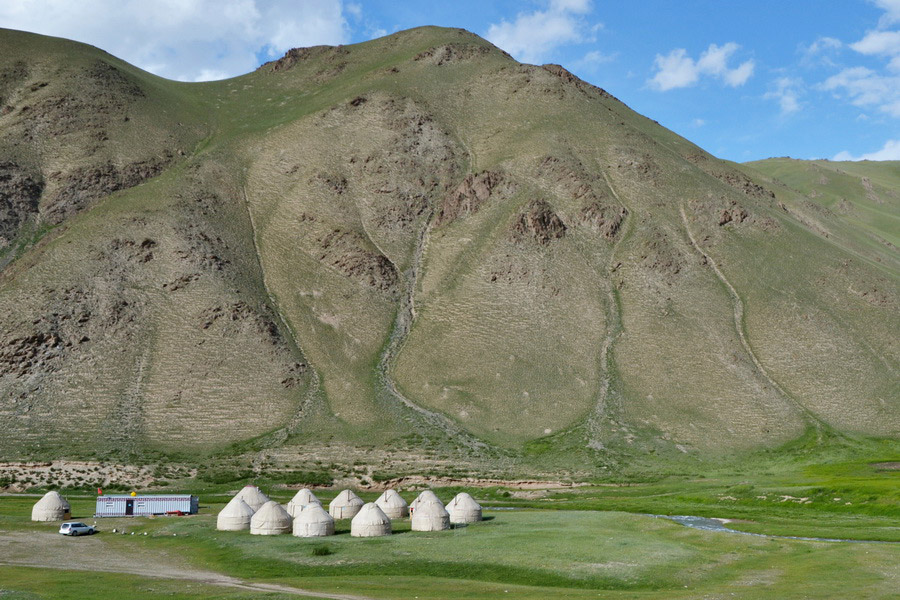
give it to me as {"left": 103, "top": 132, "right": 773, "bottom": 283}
{"left": 0, "top": 26, "right": 896, "bottom": 474}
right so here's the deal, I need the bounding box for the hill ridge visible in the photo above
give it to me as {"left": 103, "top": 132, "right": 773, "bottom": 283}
{"left": 0, "top": 26, "right": 896, "bottom": 474}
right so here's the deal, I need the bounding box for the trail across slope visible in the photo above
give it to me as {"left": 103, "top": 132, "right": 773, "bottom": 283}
{"left": 678, "top": 205, "right": 824, "bottom": 431}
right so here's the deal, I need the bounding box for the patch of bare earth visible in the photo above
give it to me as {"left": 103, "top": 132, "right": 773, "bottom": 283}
{"left": 0, "top": 461, "right": 179, "bottom": 492}
{"left": 258, "top": 446, "right": 594, "bottom": 489}
{"left": 871, "top": 462, "right": 900, "bottom": 470}
{"left": 372, "top": 476, "right": 589, "bottom": 491}
{"left": 0, "top": 531, "right": 373, "bottom": 599}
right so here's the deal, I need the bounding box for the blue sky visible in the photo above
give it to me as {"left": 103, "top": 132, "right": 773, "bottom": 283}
{"left": 2, "top": 0, "right": 899, "bottom": 162}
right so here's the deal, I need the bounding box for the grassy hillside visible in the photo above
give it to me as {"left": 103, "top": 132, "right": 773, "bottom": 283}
{"left": 0, "top": 27, "right": 896, "bottom": 475}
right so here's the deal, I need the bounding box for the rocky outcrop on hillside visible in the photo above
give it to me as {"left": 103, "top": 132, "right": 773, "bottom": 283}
{"left": 44, "top": 156, "right": 170, "bottom": 222}
{"left": 436, "top": 171, "right": 514, "bottom": 226}
{"left": 510, "top": 199, "right": 567, "bottom": 245}
{"left": 0, "top": 161, "right": 42, "bottom": 247}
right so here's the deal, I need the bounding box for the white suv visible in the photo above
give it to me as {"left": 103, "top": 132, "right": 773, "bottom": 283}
{"left": 59, "top": 522, "right": 96, "bottom": 536}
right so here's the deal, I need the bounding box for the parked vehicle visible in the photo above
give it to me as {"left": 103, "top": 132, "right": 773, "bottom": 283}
{"left": 58, "top": 522, "right": 96, "bottom": 536}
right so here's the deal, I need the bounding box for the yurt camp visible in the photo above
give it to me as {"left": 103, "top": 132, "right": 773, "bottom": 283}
{"left": 374, "top": 489, "right": 409, "bottom": 518}
{"left": 250, "top": 500, "right": 292, "bottom": 535}
{"left": 31, "top": 491, "right": 71, "bottom": 521}
{"left": 411, "top": 500, "right": 450, "bottom": 532}
{"left": 235, "top": 485, "right": 270, "bottom": 512}
{"left": 350, "top": 503, "right": 392, "bottom": 537}
{"left": 447, "top": 492, "right": 483, "bottom": 524}
{"left": 329, "top": 489, "right": 364, "bottom": 519}
{"left": 286, "top": 488, "right": 321, "bottom": 518}
{"left": 293, "top": 504, "right": 335, "bottom": 537}
{"left": 216, "top": 497, "right": 255, "bottom": 531}
{"left": 409, "top": 490, "right": 442, "bottom": 514}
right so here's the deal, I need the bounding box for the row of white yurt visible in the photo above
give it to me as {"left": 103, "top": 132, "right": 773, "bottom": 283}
{"left": 217, "top": 486, "right": 323, "bottom": 533}
{"left": 31, "top": 491, "right": 71, "bottom": 521}
{"left": 216, "top": 485, "right": 269, "bottom": 532}
{"left": 218, "top": 487, "right": 482, "bottom": 537}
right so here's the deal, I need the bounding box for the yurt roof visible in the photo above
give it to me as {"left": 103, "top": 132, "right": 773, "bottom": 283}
{"left": 291, "top": 488, "right": 321, "bottom": 505}
{"left": 414, "top": 500, "right": 449, "bottom": 518}
{"left": 330, "top": 489, "right": 364, "bottom": 507}
{"left": 34, "top": 490, "right": 69, "bottom": 510}
{"left": 449, "top": 492, "right": 481, "bottom": 510}
{"left": 352, "top": 502, "right": 391, "bottom": 525}
{"left": 236, "top": 485, "right": 270, "bottom": 509}
{"left": 297, "top": 504, "right": 334, "bottom": 524}
{"left": 251, "top": 500, "right": 292, "bottom": 526}
{"left": 220, "top": 496, "right": 255, "bottom": 518}
{"left": 411, "top": 490, "right": 442, "bottom": 508}
{"left": 375, "top": 489, "right": 408, "bottom": 508}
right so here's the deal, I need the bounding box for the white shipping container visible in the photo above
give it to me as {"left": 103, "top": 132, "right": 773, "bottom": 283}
{"left": 94, "top": 495, "right": 198, "bottom": 517}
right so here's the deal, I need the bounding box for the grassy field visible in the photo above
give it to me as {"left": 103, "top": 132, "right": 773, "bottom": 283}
{"left": 3, "top": 445, "right": 899, "bottom": 600}
{"left": 1, "top": 486, "right": 898, "bottom": 600}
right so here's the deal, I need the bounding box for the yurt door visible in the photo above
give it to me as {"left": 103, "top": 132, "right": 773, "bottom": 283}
{"left": 125, "top": 499, "right": 134, "bottom": 515}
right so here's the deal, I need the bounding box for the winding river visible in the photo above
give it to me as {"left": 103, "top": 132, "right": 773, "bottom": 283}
{"left": 656, "top": 514, "right": 898, "bottom": 544}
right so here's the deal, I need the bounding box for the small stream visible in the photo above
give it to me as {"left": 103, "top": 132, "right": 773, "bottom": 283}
{"left": 656, "top": 514, "right": 898, "bottom": 544}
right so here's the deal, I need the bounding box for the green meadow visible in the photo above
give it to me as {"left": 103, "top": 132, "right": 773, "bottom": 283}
{"left": 2, "top": 456, "right": 898, "bottom": 600}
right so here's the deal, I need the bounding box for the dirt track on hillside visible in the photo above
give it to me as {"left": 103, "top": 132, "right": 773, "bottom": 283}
{"left": 0, "top": 531, "right": 373, "bottom": 599}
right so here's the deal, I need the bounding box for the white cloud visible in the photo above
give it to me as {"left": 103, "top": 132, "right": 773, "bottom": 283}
{"left": 485, "top": 1, "right": 598, "bottom": 64}
{"left": 650, "top": 49, "right": 698, "bottom": 90}
{"left": 582, "top": 49, "right": 616, "bottom": 64}
{"left": 550, "top": 0, "right": 592, "bottom": 13}
{"left": 692, "top": 118, "right": 706, "bottom": 127}
{"left": 815, "top": 0, "right": 900, "bottom": 115}
{"left": 696, "top": 42, "right": 738, "bottom": 74}
{"left": 0, "top": 0, "right": 351, "bottom": 81}
{"left": 724, "top": 60, "right": 755, "bottom": 86}
{"left": 649, "top": 43, "right": 754, "bottom": 91}
{"left": 851, "top": 29, "right": 900, "bottom": 57}
{"left": 874, "top": 0, "right": 900, "bottom": 25}
{"left": 833, "top": 139, "right": 900, "bottom": 160}
{"left": 848, "top": 3, "right": 900, "bottom": 73}
{"left": 821, "top": 66, "right": 900, "bottom": 116}
{"left": 806, "top": 36, "right": 843, "bottom": 54}
{"left": 800, "top": 37, "right": 843, "bottom": 67}
{"left": 764, "top": 77, "right": 803, "bottom": 114}
{"left": 345, "top": 2, "right": 362, "bottom": 19}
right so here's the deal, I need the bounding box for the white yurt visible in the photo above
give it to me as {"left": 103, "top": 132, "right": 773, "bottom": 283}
{"left": 447, "top": 492, "right": 482, "bottom": 524}
{"left": 235, "top": 485, "right": 270, "bottom": 512}
{"left": 250, "top": 500, "right": 293, "bottom": 535}
{"left": 374, "top": 489, "right": 409, "bottom": 519}
{"left": 31, "top": 490, "right": 71, "bottom": 521}
{"left": 411, "top": 500, "right": 451, "bottom": 531}
{"left": 329, "top": 489, "right": 364, "bottom": 519}
{"left": 216, "top": 496, "right": 255, "bottom": 531}
{"left": 350, "top": 502, "right": 392, "bottom": 537}
{"left": 286, "top": 488, "right": 322, "bottom": 518}
{"left": 409, "top": 490, "right": 442, "bottom": 514}
{"left": 293, "top": 504, "right": 335, "bottom": 537}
